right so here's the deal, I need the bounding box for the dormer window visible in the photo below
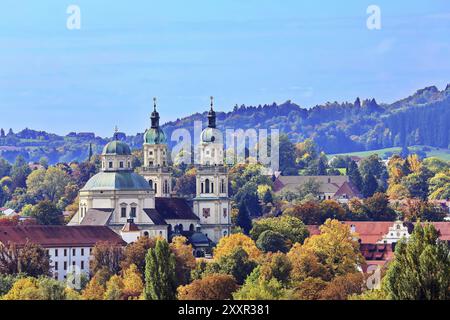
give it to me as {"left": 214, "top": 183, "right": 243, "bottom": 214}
{"left": 109, "top": 162, "right": 113, "bottom": 168}
{"left": 119, "top": 161, "right": 124, "bottom": 168}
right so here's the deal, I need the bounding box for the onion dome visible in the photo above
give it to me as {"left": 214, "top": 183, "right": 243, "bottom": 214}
{"left": 144, "top": 97, "right": 167, "bottom": 145}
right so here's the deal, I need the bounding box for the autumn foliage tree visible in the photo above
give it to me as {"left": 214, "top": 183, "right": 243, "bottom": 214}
{"left": 121, "top": 236, "right": 156, "bottom": 276}
{"left": 170, "top": 236, "right": 196, "bottom": 286}
{"left": 90, "top": 241, "right": 124, "bottom": 277}
{"left": 0, "top": 240, "right": 50, "bottom": 277}
{"left": 177, "top": 274, "right": 238, "bottom": 300}
{"left": 214, "top": 233, "right": 261, "bottom": 261}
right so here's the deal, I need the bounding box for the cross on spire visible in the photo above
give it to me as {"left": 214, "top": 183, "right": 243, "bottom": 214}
{"left": 210, "top": 96, "right": 214, "bottom": 111}
{"left": 153, "top": 97, "right": 157, "bottom": 111}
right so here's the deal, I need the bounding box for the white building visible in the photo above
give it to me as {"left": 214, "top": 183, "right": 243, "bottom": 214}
{"left": 193, "top": 97, "right": 231, "bottom": 243}
{"left": 69, "top": 100, "right": 230, "bottom": 253}
{"left": 0, "top": 225, "right": 125, "bottom": 281}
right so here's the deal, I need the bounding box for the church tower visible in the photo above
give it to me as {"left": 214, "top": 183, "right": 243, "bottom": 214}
{"left": 193, "top": 97, "right": 231, "bottom": 244}
{"left": 140, "top": 98, "right": 172, "bottom": 197}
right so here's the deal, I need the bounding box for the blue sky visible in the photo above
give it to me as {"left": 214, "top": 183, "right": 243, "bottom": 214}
{"left": 0, "top": 0, "right": 449, "bottom": 136}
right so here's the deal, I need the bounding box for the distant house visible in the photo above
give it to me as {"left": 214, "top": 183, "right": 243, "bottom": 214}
{"left": 28, "top": 162, "right": 44, "bottom": 171}
{"left": 273, "top": 175, "right": 361, "bottom": 203}
{"left": 307, "top": 221, "right": 450, "bottom": 272}
{"left": 0, "top": 207, "right": 17, "bottom": 217}
{"left": 0, "top": 225, "right": 126, "bottom": 281}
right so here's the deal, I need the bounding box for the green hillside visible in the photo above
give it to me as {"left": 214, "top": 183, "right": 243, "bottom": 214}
{"left": 332, "top": 145, "right": 450, "bottom": 161}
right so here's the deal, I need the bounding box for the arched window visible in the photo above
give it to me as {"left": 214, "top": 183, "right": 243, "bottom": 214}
{"left": 164, "top": 180, "right": 169, "bottom": 194}
{"left": 211, "top": 182, "right": 214, "bottom": 194}
{"left": 149, "top": 180, "right": 153, "bottom": 189}
{"left": 154, "top": 183, "right": 157, "bottom": 193}
{"left": 205, "top": 179, "right": 210, "bottom": 193}
{"left": 201, "top": 182, "right": 204, "bottom": 194}
{"left": 189, "top": 224, "right": 195, "bottom": 232}
{"left": 179, "top": 224, "right": 184, "bottom": 232}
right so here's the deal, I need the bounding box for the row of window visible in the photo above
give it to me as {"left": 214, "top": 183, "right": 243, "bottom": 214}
{"left": 53, "top": 248, "right": 90, "bottom": 257}
{"left": 148, "top": 179, "right": 170, "bottom": 194}
{"left": 54, "top": 260, "right": 86, "bottom": 271}
{"left": 102, "top": 161, "right": 131, "bottom": 169}
{"left": 200, "top": 179, "right": 226, "bottom": 194}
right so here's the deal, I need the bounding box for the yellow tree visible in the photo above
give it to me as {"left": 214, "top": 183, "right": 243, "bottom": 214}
{"left": 104, "top": 275, "right": 124, "bottom": 300}
{"left": 122, "top": 264, "right": 144, "bottom": 300}
{"left": 82, "top": 272, "right": 106, "bottom": 300}
{"left": 2, "top": 277, "right": 44, "bottom": 300}
{"left": 214, "top": 233, "right": 262, "bottom": 261}
{"left": 170, "top": 236, "right": 196, "bottom": 286}
{"left": 301, "top": 219, "right": 364, "bottom": 277}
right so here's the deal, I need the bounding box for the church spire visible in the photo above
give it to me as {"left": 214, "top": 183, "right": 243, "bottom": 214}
{"left": 151, "top": 97, "right": 160, "bottom": 129}
{"left": 207, "top": 96, "right": 216, "bottom": 128}
{"left": 113, "top": 125, "right": 119, "bottom": 140}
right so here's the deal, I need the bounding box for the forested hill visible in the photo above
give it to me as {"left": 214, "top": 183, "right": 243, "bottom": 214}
{"left": 162, "top": 84, "right": 450, "bottom": 153}
{"left": 0, "top": 85, "right": 449, "bottom": 164}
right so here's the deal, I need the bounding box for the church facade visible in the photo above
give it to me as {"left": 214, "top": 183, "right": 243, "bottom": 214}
{"left": 69, "top": 98, "right": 230, "bottom": 252}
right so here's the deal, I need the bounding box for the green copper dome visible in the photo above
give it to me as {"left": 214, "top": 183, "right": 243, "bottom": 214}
{"left": 82, "top": 171, "right": 150, "bottom": 191}
{"left": 144, "top": 128, "right": 167, "bottom": 145}
{"left": 102, "top": 140, "right": 132, "bottom": 156}
{"left": 201, "top": 127, "right": 222, "bottom": 143}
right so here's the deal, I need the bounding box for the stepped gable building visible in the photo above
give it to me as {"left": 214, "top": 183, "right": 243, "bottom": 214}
{"left": 70, "top": 98, "right": 230, "bottom": 253}
{"left": 192, "top": 97, "right": 231, "bottom": 244}
{"left": 0, "top": 225, "right": 125, "bottom": 281}
{"left": 273, "top": 175, "right": 361, "bottom": 203}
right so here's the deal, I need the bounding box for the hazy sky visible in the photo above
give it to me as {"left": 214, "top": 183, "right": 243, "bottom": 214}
{"left": 0, "top": 0, "right": 449, "bottom": 136}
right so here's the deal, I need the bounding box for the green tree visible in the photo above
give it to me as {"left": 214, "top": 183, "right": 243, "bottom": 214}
{"left": 236, "top": 202, "right": 253, "bottom": 234}
{"left": 233, "top": 267, "right": 291, "bottom": 300}
{"left": 256, "top": 230, "right": 289, "bottom": 253}
{"left": 279, "top": 134, "right": 298, "bottom": 175}
{"left": 385, "top": 223, "right": 450, "bottom": 300}
{"left": 144, "top": 239, "right": 177, "bottom": 300}
{"left": 362, "top": 174, "right": 378, "bottom": 198}
{"left": 31, "top": 200, "right": 63, "bottom": 225}
{"left": 10, "top": 155, "right": 31, "bottom": 190}
{"left": 347, "top": 160, "right": 363, "bottom": 191}
{"left": 27, "top": 166, "right": 71, "bottom": 203}
{"left": 250, "top": 215, "right": 309, "bottom": 246}
{"left": 205, "top": 247, "right": 257, "bottom": 285}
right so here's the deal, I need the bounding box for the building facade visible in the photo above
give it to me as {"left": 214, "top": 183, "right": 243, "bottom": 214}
{"left": 193, "top": 97, "right": 231, "bottom": 243}
{"left": 70, "top": 99, "right": 231, "bottom": 250}
{"left": 0, "top": 225, "right": 125, "bottom": 281}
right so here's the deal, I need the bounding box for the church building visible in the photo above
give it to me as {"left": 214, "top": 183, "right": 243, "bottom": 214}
{"left": 69, "top": 98, "right": 231, "bottom": 254}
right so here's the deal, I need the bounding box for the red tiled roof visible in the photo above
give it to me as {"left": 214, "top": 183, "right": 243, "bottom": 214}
{"left": 343, "top": 221, "right": 394, "bottom": 243}
{"left": 0, "top": 225, "right": 126, "bottom": 248}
